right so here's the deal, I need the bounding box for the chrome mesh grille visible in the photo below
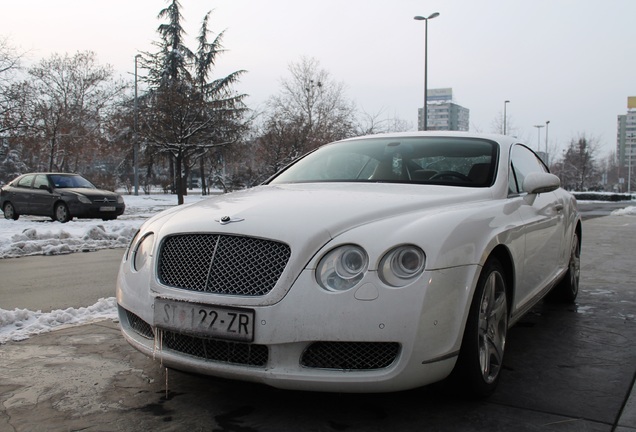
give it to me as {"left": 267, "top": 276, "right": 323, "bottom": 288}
{"left": 160, "top": 329, "right": 268, "bottom": 367}
{"left": 301, "top": 342, "right": 400, "bottom": 370}
{"left": 158, "top": 234, "right": 291, "bottom": 296}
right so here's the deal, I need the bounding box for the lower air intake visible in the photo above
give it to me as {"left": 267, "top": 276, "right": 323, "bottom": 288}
{"left": 301, "top": 341, "right": 400, "bottom": 370}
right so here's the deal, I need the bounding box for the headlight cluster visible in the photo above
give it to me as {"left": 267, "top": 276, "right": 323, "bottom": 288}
{"left": 117, "top": 195, "right": 125, "bottom": 204}
{"left": 316, "top": 244, "right": 425, "bottom": 291}
{"left": 317, "top": 245, "right": 369, "bottom": 291}
{"left": 132, "top": 233, "right": 155, "bottom": 271}
{"left": 77, "top": 195, "right": 92, "bottom": 204}
{"left": 378, "top": 246, "right": 426, "bottom": 287}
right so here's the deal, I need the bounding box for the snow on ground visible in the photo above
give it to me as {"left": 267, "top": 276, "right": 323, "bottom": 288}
{"left": 611, "top": 206, "right": 636, "bottom": 216}
{"left": 0, "top": 298, "right": 117, "bottom": 344}
{"left": 1, "top": 195, "right": 635, "bottom": 344}
{"left": 0, "top": 193, "right": 208, "bottom": 344}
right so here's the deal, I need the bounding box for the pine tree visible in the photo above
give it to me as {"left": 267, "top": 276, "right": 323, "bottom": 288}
{"left": 138, "top": 0, "right": 247, "bottom": 204}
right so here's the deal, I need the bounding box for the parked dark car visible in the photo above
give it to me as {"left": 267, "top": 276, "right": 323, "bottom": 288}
{"left": 0, "top": 173, "right": 125, "bottom": 223}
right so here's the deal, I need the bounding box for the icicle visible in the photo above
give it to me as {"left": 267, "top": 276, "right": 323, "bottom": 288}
{"left": 153, "top": 329, "right": 158, "bottom": 361}
{"left": 159, "top": 330, "right": 163, "bottom": 367}
{"left": 152, "top": 328, "right": 164, "bottom": 367}
{"left": 165, "top": 367, "right": 169, "bottom": 400}
{"left": 152, "top": 329, "right": 168, "bottom": 399}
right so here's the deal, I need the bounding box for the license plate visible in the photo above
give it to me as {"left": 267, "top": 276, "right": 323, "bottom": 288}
{"left": 100, "top": 206, "right": 116, "bottom": 212}
{"left": 154, "top": 299, "right": 254, "bottom": 342}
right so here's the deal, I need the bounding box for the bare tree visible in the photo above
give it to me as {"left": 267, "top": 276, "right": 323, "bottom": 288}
{"left": 24, "top": 51, "right": 127, "bottom": 172}
{"left": 0, "top": 36, "right": 27, "bottom": 136}
{"left": 597, "top": 151, "right": 620, "bottom": 192}
{"left": 491, "top": 111, "right": 519, "bottom": 137}
{"left": 552, "top": 134, "right": 601, "bottom": 191}
{"left": 355, "top": 108, "right": 412, "bottom": 136}
{"left": 0, "top": 39, "right": 29, "bottom": 182}
{"left": 256, "top": 57, "right": 357, "bottom": 176}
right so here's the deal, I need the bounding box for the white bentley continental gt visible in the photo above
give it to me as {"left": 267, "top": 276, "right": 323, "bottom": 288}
{"left": 116, "top": 132, "right": 581, "bottom": 396}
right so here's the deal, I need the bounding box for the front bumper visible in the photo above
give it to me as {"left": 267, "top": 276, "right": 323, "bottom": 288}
{"left": 68, "top": 202, "right": 125, "bottom": 219}
{"left": 117, "top": 263, "right": 480, "bottom": 393}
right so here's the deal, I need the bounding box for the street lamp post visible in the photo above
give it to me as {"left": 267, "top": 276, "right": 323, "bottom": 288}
{"left": 134, "top": 54, "right": 141, "bottom": 196}
{"left": 414, "top": 12, "right": 440, "bottom": 131}
{"left": 503, "top": 100, "right": 510, "bottom": 135}
{"left": 533, "top": 125, "right": 544, "bottom": 152}
{"left": 545, "top": 120, "right": 550, "bottom": 165}
{"left": 628, "top": 135, "right": 633, "bottom": 195}
{"left": 628, "top": 155, "right": 632, "bottom": 194}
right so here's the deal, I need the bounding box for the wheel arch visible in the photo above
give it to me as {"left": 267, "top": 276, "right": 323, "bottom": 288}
{"left": 53, "top": 199, "right": 71, "bottom": 222}
{"left": 3, "top": 200, "right": 19, "bottom": 219}
{"left": 485, "top": 244, "right": 515, "bottom": 316}
{"left": 53, "top": 199, "right": 68, "bottom": 212}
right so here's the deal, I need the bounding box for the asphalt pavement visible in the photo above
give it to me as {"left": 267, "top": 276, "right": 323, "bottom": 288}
{"left": 0, "top": 215, "right": 634, "bottom": 432}
{"left": 0, "top": 248, "right": 124, "bottom": 311}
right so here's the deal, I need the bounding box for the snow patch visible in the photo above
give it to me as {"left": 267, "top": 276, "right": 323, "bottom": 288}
{"left": 611, "top": 206, "right": 636, "bottom": 216}
{"left": 0, "top": 297, "right": 117, "bottom": 344}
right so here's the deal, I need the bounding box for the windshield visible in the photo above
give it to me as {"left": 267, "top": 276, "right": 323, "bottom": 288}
{"left": 269, "top": 137, "right": 499, "bottom": 187}
{"left": 49, "top": 174, "right": 96, "bottom": 189}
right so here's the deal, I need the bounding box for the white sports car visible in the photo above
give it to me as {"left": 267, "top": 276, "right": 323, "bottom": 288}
{"left": 116, "top": 132, "right": 581, "bottom": 396}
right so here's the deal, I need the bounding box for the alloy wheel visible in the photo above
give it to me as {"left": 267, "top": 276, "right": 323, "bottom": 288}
{"left": 477, "top": 270, "right": 508, "bottom": 384}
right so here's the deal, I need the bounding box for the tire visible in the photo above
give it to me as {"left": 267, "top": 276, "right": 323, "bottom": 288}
{"left": 451, "top": 258, "right": 509, "bottom": 398}
{"left": 3, "top": 202, "right": 20, "bottom": 220}
{"left": 54, "top": 202, "right": 71, "bottom": 223}
{"left": 548, "top": 232, "right": 580, "bottom": 303}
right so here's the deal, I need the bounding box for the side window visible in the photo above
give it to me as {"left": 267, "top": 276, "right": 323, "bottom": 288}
{"left": 17, "top": 174, "right": 35, "bottom": 188}
{"left": 33, "top": 175, "right": 50, "bottom": 190}
{"left": 508, "top": 167, "right": 519, "bottom": 195}
{"left": 509, "top": 144, "right": 548, "bottom": 194}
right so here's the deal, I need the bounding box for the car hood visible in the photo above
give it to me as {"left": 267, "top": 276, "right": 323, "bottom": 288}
{"left": 154, "top": 183, "right": 492, "bottom": 248}
{"left": 58, "top": 188, "right": 119, "bottom": 198}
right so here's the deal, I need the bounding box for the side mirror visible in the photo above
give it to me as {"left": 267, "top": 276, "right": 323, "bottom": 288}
{"left": 39, "top": 184, "right": 52, "bottom": 192}
{"left": 522, "top": 172, "right": 560, "bottom": 194}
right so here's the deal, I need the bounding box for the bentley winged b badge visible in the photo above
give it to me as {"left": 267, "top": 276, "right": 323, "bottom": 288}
{"left": 216, "top": 215, "right": 245, "bottom": 225}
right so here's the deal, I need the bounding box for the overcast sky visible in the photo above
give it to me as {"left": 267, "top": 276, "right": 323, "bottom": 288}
{"left": 2, "top": 0, "right": 634, "bottom": 158}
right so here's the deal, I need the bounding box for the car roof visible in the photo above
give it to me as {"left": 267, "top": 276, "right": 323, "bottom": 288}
{"left": 340, "top": 131, "right": 517, "bottom": 149}
{"left": 15, "top": 173, "right": 80, "bottom": 178}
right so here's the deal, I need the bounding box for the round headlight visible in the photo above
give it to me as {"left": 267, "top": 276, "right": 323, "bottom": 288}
{"left": 132, "top": 233, "right": 155, "bottom": 271}
{"left": 317, "top": 245, "right": 368, "bottom": 292}
{"left": 336, "top": 248, "right": 367, "bottom": 279}
{"left": 124, "top": 229, "right": 141, "bottom": 262}
{"left": 379, "top": 245, "right": 426, "bottom": 287}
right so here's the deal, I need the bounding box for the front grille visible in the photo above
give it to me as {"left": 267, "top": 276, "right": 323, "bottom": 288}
{"left": 159, "top": 329, "right": 268, "bottom": 367}
{"left": 158, "top": 234, "right": 291, "bottom": 296}
{"left": 301, "top": 342, "right": 400, "bottom": 370}
{"left": 125, "top": 309, "right": 154, "bottom": 339}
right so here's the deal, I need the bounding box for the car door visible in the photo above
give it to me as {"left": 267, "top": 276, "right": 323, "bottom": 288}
{"left": 10, "top": 174, "right": 36, "bottom": 214}
{"left": 30, "top": 174, "right": 55, "bottom": 216}
{"left": 509, "top": 144, "right": 564, "bottom": 311}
